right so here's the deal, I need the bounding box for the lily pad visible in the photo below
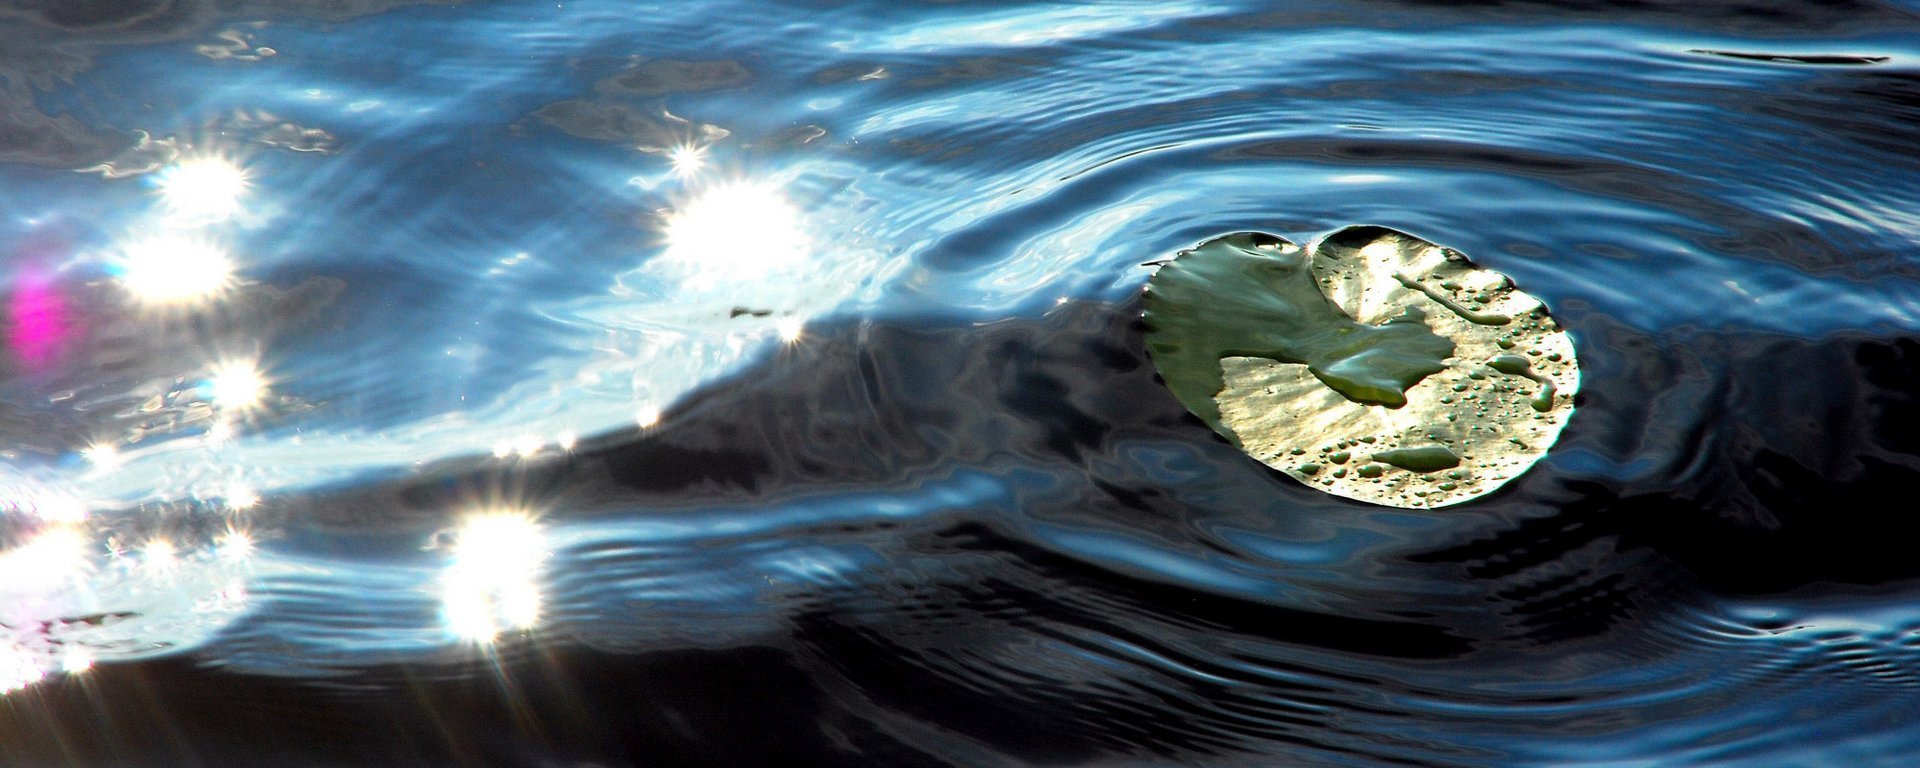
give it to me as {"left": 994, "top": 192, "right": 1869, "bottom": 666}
{"left": 1143, "top": 226, "right": 1579, "bottom": 508}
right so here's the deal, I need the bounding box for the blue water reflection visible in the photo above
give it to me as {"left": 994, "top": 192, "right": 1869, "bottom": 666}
{"left": 5, "top": 0, "right": 1920, "bottom": 765}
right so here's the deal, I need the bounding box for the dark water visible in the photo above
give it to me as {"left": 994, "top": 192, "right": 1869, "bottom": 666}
{"left": 5, "top": 1, "right": 1920, "bottom": 765}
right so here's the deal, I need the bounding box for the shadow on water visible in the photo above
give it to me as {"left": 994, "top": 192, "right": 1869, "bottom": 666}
{"left": 9, "top": 295, "right": 1920, "bottom": 766}
{"left": 1377, "top": 0, "right": 1920, "bottom": 33}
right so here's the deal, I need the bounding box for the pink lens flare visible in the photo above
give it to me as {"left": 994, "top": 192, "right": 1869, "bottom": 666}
{"left": 7, "top": 273, "right": 75, "bottom": 371}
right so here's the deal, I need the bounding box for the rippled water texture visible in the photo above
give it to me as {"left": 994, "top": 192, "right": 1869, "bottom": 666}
{"left": 6, "top": 1, "right": 1920, "bottom": 766}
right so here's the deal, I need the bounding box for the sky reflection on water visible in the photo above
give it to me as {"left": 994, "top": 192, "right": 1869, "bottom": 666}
{"left": 5, "top": 1, "right": 1920, "bottom": 766}
{"left": 0, "top": 108, "right": 855, "bottom": 692}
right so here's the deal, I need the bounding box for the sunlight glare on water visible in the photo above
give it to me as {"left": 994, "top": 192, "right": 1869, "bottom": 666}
{"left": 667, "top": 143, "right": 708, "bottom": 179}
{"left": 205, "top": 356, "right": 270, "bottom": 413}
{"left": 6, "top": 484, "right": 87, "bottom": 526}
{"left": 442, "top": 512, "right": 548, "bottom": 643}
{"left": 154, "top": 156, "right": 250, "bottom": 225}
{"left": 659, "top": 180, "right": 811, "bottom": 290}
{"left": 58, "top": 648, "right": 93, "bottom": 675}
{"left": 0, "top": 645, "right": 44, "bottom": 695}
{"left": 5, "top": 0, "right": 1920, "bottom": 764}
{"left": 81, "top": 443, "right": 123, "bottom": 471}
{"left": 110, "top": 155, "right": 255, "bottom": 305}
{"left": 0, "top": 527, "right": 91, "bottom": 594}
{"left": 216, "top": 528, "right": 255, "bottom": 561}
{"left": 114, "top": 232, "right": 235, "bottom": 306}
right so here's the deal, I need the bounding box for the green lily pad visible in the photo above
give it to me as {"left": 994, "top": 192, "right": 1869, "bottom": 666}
{"left": 1143, "top": 226, "right": 1579, "bottom": 508}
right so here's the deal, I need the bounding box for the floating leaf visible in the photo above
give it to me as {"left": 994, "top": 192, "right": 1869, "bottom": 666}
{"left": 1144, "top": 226, "right": 1579, "bottom": 508}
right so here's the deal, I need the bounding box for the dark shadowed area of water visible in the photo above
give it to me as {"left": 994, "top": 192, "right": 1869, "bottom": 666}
{"left": 5, "top": 1, "right": 1920, "bottom": 766}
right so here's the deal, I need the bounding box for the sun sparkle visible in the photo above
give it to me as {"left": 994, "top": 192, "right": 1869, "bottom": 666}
{"left": 660, "top": 180, "right": 810, "bottom": 288}
{"left": 668, "top": 143, "right": 707, "bottom": 178}
{"left": 206, "top": 419, "right": 235, "bottom": 445}
{"left": 776, "top": 316, "right": 805, "bottom": 343}
{"left": 116, "top": 232, "right": 235, "bottom": 306}
{"left": 0, "top": 645, "right": 46, "bottom": 694}
{"left": 141, "top": 538, "right": 178, "bottom": 573}
{"left": 222, "top": 483, "right": 260, "bottom": 511}
{"left": 82, "top": 442, "right": 122, "bottom": 470}
{"left": 0, "top": 527, "right": 92, "bottom": 590}
{"left": 60, "top": 648, "right": 94, "bottom": 675}
{"left": 511, "top": 435, "right": 543, "bottom": 457}
{"left": 441, "top": 511, "right": 547, "bottom": 642}
{"left": 21, "top": 490, "right": 88, "bottom": 525}
{"left": 156, "top": 156, "right": 250, "bottom": 223}
{"left": 206, "top": 357, "right": 269, "bottom": 412}
{"left": 217, "top": 528, "right": 255, "bottom": 561}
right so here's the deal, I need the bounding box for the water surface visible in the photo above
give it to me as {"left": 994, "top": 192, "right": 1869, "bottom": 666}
{"left": 5, "top": 1, "right": 1920, "bottom": 765}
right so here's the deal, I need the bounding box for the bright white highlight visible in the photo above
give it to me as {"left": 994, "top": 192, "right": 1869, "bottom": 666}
{"left": 776, "top": 316, "right": 805, "bottom": 343}
{"left": 0, "top": 644, "right": 45, "bottom": 694}
{"left": 1, "top": 481, "right": 259, "bottom": 696}
{"left": 141, "top": 538, "right": 178, "bottom": 573}
{"left": 217, "top": 529, "right": 255, "bottom": 561}
{"left": 660, "top": 181, "right": 810, "bottom": 289}
{"left": 117, "top": 233, "right": 234, "bottom": 305}
{"left": 205, "top": 419, "right": 235, "bottom": 446}
{"left": 512, "top": 435, "right": 543, "bottom": 457}
{"left": 207, "top": 358, "right": 269, "bottom": 412}
{"left": 156, "top": 156, "right": 249, "bottom": 223}
{"left": 0, "top": 528, "right": 92, "bottom": 593}
{"left": 668, "top": 143, "right": 707, "bottom": 178}
{"left": 59, "top": 648, "right": 93, "bottom": 675}
{"left": 635, "top": 405, "right": 662, "bottom": 428}
{"left": 441, "top": 512, "right": 547, "bottom": 642}
{"left": 82, "top": 443, "right": 122, "bottom": 470}
{"left": 222, "top": 484, "right": 260, "bottom": 511}
{"left": 18, "top": 490, "right": 87, "bottom": 525}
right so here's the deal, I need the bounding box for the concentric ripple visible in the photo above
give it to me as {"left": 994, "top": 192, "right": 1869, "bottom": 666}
{"left": 5, "top": 0, "right": 1920, "bottom": 766}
